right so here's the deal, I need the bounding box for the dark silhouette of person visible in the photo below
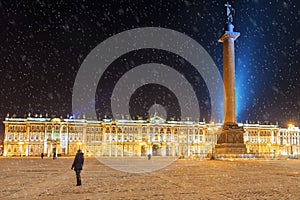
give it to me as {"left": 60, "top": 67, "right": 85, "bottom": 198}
{"left": 71, "top": 149, "right": 84, "bottom": 186}
{"left": 41, "top": 152, "right": 44, "bottom": 159}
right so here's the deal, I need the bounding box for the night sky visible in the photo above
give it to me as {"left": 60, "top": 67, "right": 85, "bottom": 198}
{"left": 0, "top": 0, "right": 299, "bottom": 138}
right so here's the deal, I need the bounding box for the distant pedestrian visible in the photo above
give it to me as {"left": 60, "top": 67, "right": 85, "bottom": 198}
{"left": 148, "top": 153, "right": 152, "bottom": 160}
{"left": 41, "top": 153, "right": 44, "bottom": 159}
{"left": 53, "top": 152, "right": 56, "bottom": 160}
{"left": 71, "top": 149, "right": 84, "bottom": 186}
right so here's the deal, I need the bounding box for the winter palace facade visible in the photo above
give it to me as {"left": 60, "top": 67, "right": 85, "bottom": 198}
{"left": 3, "top": 116, "right": 300, "bottom": 158}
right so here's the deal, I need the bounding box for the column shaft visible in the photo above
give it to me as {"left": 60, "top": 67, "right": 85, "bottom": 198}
{"left": 223, "top": 37, "right": 236, "bottom": 123}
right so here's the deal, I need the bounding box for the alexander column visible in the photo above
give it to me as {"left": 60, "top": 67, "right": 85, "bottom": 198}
{"left": 215, "top": 2, "right": 247, "bottom": 155}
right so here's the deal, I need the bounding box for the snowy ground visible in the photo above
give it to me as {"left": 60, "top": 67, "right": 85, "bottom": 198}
{"left": 1, "top": 157, "right": 300, "bottom": 200}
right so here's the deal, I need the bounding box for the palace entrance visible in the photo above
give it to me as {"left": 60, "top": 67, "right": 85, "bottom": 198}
{"left": 141, "top": 145, "right": 147, "bottom": 156}
{"left": 152, "top": 144, "right": 161, "bottom": 156}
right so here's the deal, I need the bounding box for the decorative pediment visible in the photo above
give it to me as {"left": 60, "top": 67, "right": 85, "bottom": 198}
{"left": 150, "top": 116, "right": 165, "bottom": 124}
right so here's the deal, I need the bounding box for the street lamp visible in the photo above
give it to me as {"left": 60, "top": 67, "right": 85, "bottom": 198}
{"left": 67, "top": 122, "right": 69, "bottom": 156}
{"left": 67, "top": 114, "right": 74, "bottom": 155}
{"left": 267, "top": 143, "right": 271, "bottom": 159}
{"left": 18, "top": 141, "right": 24, "bottom": 157}
{"left": 77, "top": 142, "right": 82, "bottom": 150}
{"left": 111, "top": 138, "right": 115, "bottom": 157}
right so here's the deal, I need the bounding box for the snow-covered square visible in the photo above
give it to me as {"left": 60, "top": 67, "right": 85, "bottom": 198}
{"left": 1, "top": 157, "right": 300, "bottom": 199}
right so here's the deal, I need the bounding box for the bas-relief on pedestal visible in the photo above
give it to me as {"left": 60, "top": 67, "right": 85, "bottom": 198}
{"left": 215, "top": 123, "right": 247, "bottom": 154}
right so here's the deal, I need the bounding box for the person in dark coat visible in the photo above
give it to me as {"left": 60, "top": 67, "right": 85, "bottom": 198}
{"left": 71, "top": 149, "right": 84, "bottom": 186}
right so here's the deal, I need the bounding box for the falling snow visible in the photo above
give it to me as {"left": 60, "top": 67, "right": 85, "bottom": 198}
{"left": 0, "top": 0, "right": 299, "bottom": 142}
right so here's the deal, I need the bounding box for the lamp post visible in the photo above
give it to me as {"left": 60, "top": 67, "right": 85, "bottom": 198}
{"left": 196, "top": 130, "right": 199, "bottom": 158}
{"left": 122, "top": 138, "right": 125, "bottom": 157}
{"left": 122, "top": 130, "right": 124, "bottom": 157}
{"left": 111, "top": 139, "right": 115, "bottom": 157}
{"left": 267, "top": 143, "right": 271, "bottom": 159}
{"left": 18, "top": 142, "right": 24, "bottom": 157}
{"left": 187, "top": 129, "right": 189, "bottom": 158}
{"left": 0, "top": 142, "right": 3, "bottom": 156}
{"left": 77, "top": 142, "right": 82, "bottom": 151}
{"left": 67, "top": 114, "right": 73, "bottom": 156}
{"left": 67, "top": 122, "right": 69, "bottom": 156}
